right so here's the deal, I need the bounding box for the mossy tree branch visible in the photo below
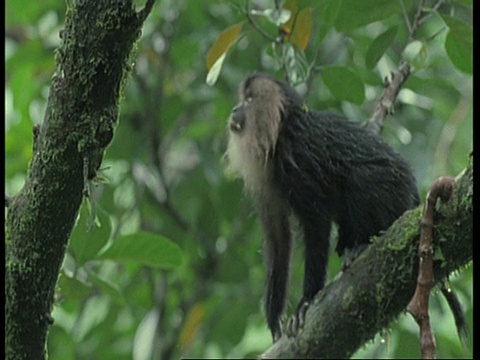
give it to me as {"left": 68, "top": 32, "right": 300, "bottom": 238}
{"left": 262, "top": 156, "right": 473, "bottom": 359}
{"left": 5, "top": 1, "right": 156, "bottom": 359}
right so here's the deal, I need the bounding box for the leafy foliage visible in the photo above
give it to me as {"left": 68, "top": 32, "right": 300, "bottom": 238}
{"left": 5, "top": 0, "right": 472, "bottom": 359}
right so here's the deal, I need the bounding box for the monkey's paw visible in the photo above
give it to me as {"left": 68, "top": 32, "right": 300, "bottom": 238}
{"left": 285, "top": 299, "right": 310, "bottom": 338}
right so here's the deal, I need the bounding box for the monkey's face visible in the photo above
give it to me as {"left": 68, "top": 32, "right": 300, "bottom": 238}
{"left": 228, "top": 75, "right": 285, "bottom": 138}
{"left": 226, "top": 75, "right": 286, "bottom": 189}
{"left": 229, "top": 101, "right": 248, "bottom": 133}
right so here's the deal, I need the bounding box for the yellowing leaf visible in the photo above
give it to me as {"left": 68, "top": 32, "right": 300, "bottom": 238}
{"left": 178, "top": 303, "right": 205, "bottom": 348}
{"left": 281, "top": 0, "right": 298, "bottom": 36}
{"left": 290, "top": 7, "right": 313, "bottom": 51}
{"left": 206, "top": 22, "right": 244, "bottom": 70}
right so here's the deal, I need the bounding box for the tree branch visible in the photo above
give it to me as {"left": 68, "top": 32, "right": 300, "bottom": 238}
{"left": 365, "top": 0, "right": 424, "bottom": 134}
{"left": 365, "top": 62, "right": 411, "bottom": 134}
{"left": 262, "top": 156, "right": 472, "bottom": 359}
{"left": 5, "top": 1, "right": 156, "bottom": 359}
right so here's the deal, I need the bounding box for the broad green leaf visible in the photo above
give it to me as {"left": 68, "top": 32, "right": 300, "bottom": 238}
{"left": 321, "top": 66, "right": 365, "bottom": 104}
{"left": 335, "top": 0, "right": 413, "bottom": 32}
{"left": 87, "top": 271, "right": 125, "bottom": 305}
{"left": 133, "top": 309, "right": 159, "bottom": 360}
{"left": 98, "top": 232, "right": 182, "bottom": 269}
{"left": 206, "top": 22, "right": 244, "bottom": 70}
{"left": 69, "top": 200, "right": 112, "bottom": 265}
{"left": 445, "top": 32, "right": 472, "bottom": 74}
{"left": 209, "top": 301, "right": 249, "bottom": 346}
{"left": 365, "top": 26, "right": 398, "bottom": 69}
{"left": 318, "top": 1, "right": 342, "bottom": 43}
{"left": 58, "top": 273, "right": 91, "bottom": 300}
{"left": 6, "top": 0, "right": 64, "bottom": 26}
{"left": 402, "top": 40, "right": 428, "bottom": 70}
{"left": 290, "top": 7, "right": 313, "bottom": 51}
{"left": 456, "top": 0, "right": 472, "bottom": 6}
{"left": 72, "top": 296, "right": 110, "bottom": 341}
{"left": 441, "top": 15, "right": 472, "bottom": 74}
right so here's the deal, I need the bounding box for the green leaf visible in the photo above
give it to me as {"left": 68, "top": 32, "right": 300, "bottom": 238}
{"left": 72, "top": 296, "right": 110, "bottom": 342}
{"left": 209, "top": 301, "right": 249, "bottom": 346}
{"left": 98, "top": 232, "right": 183, "bottom": 269}
{"left": 87, "top": 271, "right": 125, "bottom": 305}
{"left": 335, "top": 0, "right": 412, "bottom": 32}
{"left": 402, "top": 40, "right": 428, "bottom": 70}
{"left": 456, "top": 0, "right": 472, "bottom": 6}
{"left": 6, "top": 0, "right": 64, "bottom": 26}
{"left": 440, "top": 15, "right": 472, "bottom": 75}
{"left": 69, "top": 200, "right": 112, "bottom": 265}
{"left": 58, "top": 273, "right": 92, "bottom": 300}
{"left": 206, "top": 52, "right": 226, "bottom": 86}
{"left": 321, "top": 66, "right": 365, "bottom": 104}
{"left": 365, "top": 26, "right": 398, "bottom": 69}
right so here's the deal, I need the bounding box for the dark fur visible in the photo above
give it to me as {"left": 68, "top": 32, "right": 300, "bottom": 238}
{"left": 227, "top": 73, "right": 420, "bottom": 340}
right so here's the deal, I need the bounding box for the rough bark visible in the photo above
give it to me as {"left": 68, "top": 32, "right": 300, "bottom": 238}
{"left": 262, "top": 155, "right": 473, "bottom": 359}
{"left": 5, "top": 1, "right": 155, "bottom": 359}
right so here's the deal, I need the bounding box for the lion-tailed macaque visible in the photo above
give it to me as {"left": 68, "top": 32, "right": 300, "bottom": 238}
{"left": 225, "top": 73, "right": 467, "bottom": 343}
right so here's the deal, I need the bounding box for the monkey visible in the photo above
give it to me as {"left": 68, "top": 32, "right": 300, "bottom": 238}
{"left": 225, "top": 72, "right": 421, "bottom": 342}
{"left": 225, "top": 73, "right": 471, "bottom": 344}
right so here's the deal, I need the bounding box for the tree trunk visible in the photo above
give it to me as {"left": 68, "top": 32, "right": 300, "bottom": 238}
{"left": 5, "top": 1, "right": 155, "bottom": 359}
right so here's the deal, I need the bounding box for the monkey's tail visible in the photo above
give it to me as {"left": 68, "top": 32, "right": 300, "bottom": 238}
{"left": 440, "top": 284, "right": 470, "bottom": 345}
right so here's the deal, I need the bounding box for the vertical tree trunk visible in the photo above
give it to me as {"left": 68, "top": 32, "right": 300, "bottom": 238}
{"left": 5, "top": 1, "right": 155, "bottom": 358}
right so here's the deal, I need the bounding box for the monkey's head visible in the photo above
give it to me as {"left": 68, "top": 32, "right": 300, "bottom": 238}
{"left": 226, "top": 73, "right": 303, "bottom": 192}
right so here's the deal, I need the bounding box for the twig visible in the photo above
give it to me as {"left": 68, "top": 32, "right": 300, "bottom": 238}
{"left": 409, "top": 0, "right": 425, "bottom": 42}
{"left": 399, "top": 0, "right": 413, "bottom": 34}
{"left": 365, "top": 62, "right": 411, "bottom": 135}
{"left": 407, "top": 176, "right": 455, "bottom": 360}
{"left": 365, "top": 0, "right": 424, "bottom": 134}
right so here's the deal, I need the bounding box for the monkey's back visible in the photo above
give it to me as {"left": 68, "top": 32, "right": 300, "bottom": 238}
{"left": 273, "top": 109, "right": 420, "bottom": 254}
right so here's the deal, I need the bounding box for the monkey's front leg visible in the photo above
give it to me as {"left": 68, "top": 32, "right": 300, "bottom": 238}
{"left": 286, "top": 219, "right": 331, "bottom": 337}
{"left": 257, "top": 196, "right": 293, "bottom": 342}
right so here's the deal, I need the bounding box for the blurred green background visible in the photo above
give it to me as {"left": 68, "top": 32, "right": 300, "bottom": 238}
{"left": 5, "top": 0, "right": 472, "bottom": 359}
